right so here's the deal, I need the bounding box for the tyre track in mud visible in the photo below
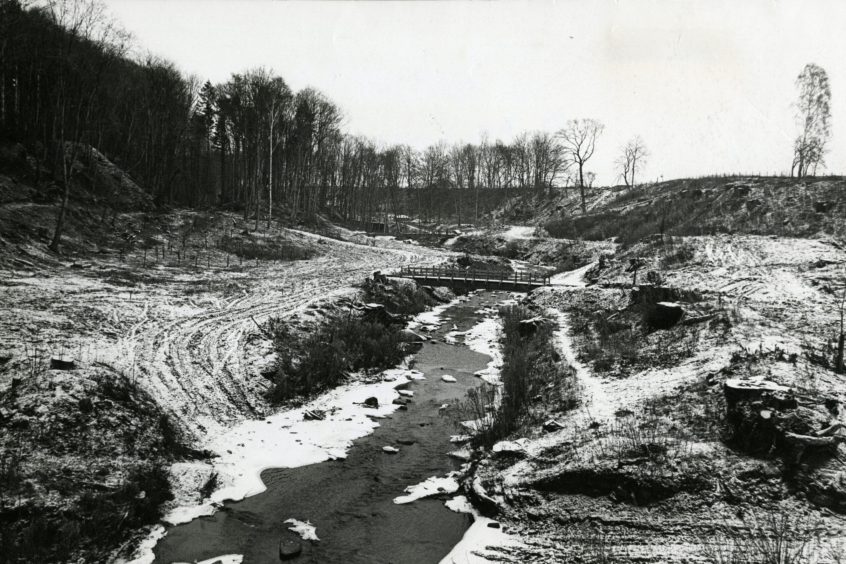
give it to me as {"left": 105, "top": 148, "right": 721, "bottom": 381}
{"left": 130, "top": 234, "right": 448, "bottom": 443}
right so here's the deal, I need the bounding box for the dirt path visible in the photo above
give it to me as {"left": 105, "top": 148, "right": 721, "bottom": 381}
{"left": 0, "top": 225, "right": 450, "bottom": 443}
{"left": 130, "top": 231, "right": 450, "bottom": 441}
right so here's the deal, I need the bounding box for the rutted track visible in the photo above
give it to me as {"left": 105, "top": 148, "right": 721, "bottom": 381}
{"left": 128, "top": 231, "right": 449, "bottom": 443}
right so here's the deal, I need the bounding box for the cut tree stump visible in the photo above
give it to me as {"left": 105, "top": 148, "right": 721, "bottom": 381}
{"left": 724, "top": 377, "right": 792, "bottom": 406}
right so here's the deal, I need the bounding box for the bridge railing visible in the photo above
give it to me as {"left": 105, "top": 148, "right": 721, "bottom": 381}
{"left": 395, "top": 266, "right": 550, "bottom": 286}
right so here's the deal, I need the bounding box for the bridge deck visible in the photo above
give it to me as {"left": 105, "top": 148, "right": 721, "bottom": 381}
{"left": 390, "top": 266, "right": 550, "bottom": 291}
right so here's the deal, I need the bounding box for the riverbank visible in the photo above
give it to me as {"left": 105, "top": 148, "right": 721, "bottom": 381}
{"left": 0, "top": 211, "right": 450, "bottom": 563}
{"left": 453, "top": 234, "right": 846, "bottom": 563}
{"left": 128, "top": 291, "right": 519, "bottom": 563}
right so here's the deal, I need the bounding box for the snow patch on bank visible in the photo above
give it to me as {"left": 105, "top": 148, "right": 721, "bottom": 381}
{"left": 464, "top": 316, "right": 503, "bottom": 384}
{"left": 408, "top": 295, "right": 463, "bottom": 331}
{"left": 124, "top": 525, "right": 165, "bottom": 564}
{"left": 285, "top": 518, "right": 320, "bottom": 541}
{"left": 440, "top": 495, "right": 522, "bottom": 564}
{"left": 126, "top": 368, "right": 419, "bottom": 563}
{"left": 177, "top": 555, "right": 243, "bottom": 564}
{"left": 167, "top": 372, "right": 413, "bottom": 524}
{"left": 393, "top": 473, "right": 460, "bottom": 505}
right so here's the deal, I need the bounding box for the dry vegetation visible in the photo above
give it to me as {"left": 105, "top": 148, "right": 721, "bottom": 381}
{"left": 455, "top": 305, "right": 580, "bottom": 449}
{"left": 540, "top": 176, "right": 846, "bottom": 245}
{"left": 455, "top": 212, "right": 846, "bottom": 562}
{"left": 0, "top": 367, "right": 181, "bottom": 563}
{"left": 267, "top": 278, "right": 442, "bottom": 402}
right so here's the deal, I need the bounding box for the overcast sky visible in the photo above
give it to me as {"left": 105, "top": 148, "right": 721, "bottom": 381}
{"left": 103, "top": 0, "right": 846, "bottom": 185}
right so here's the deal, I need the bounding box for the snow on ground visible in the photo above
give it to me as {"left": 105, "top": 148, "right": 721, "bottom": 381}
{"left": 125, "top": 527, "right": 167, "bottom": 564}
{"left": 444, "top": 330, "right": 467, "bottom": 344}
{"left": 439, "top": 496, "right": 522, "bottom": 564}
{"left": 285, "top": 518, "right": 320, "bottom": 541}
{"left": 393, "top": 473, "right": 460, "bottom": 504}
{"left": 0, "top": 225, "right": 455, "bottom": 564}
{"left": 549, "top": 310, "right": 614, "bottom": 422}
{"left": 164, "top": 370, "right": 416, "bottom": 525}
{"left": 508, "top": 259, "right": 533, "bottom": 273}
{"left": 408, "top": 296, "right": 463, "bottom": 331}
{"left": 500, "top": 225, "right": 536, "bottom": 241}
{"left": 116, "top": 250, "right": 470, "bottom": 561}
{"left": 465, "top": 315, "right": 504, "bottom": 384}
{"left": 175, "top": 556, "right": 243, "bottom": 564}
{"left": 549, "top": 261, "right": 595, "bottom": 286}
{"left": 444, "top": 229, "right": 485, "bottom": 247}
{"left": 126, "top": 368, "right": 423, "bottom": 562}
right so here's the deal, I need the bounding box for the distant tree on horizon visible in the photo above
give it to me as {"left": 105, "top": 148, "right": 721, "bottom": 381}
{"left": 792, "top": 63, "right": 831, "bottom": 178}
{"left": 557, "top": 118, "right": 604, "bottom": 213}
{"left": 616, "top": 136, "right": 649, "bottom": 188}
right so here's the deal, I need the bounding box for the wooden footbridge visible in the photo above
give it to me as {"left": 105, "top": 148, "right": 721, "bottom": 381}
{"left": 391, "top": 266, "right": 551, "bottom": 292}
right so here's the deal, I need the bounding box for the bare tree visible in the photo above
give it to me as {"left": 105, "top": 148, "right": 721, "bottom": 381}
{"left": 616, "top": 136, "right": 649, "bottom": 188}
{"left": 46, "top": 0, "right": 128, "bottom": 252}
{"left": 557, "top": 119, "right": 604, "bottom": 212}
{"left": 836, "top": 278, "right": 845, "bottom": 374}
{"left": 262, "top": 76, "right": 291, "bottom": 229}
{"left": 792, "top": 63, "right": 831, "bottom": 178}
{"left": 529, "top": 131, "right": 567, "bottom": 194}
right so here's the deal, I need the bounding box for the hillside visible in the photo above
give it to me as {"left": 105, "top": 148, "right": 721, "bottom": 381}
{"left": 496, "top": 176, "right": 846, "bottom": 243}
{"left": 445, "top": 179, "right": 846, "bottom": 562}
{"left": 3, "top": 132, "right": 846, "bottom": 563}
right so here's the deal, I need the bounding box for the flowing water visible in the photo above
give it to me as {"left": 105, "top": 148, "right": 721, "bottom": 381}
{"left": 154, "top": 292, "right": 507, "bottom": 564}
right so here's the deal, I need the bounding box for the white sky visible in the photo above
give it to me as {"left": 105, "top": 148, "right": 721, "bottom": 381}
{"left": 103, "top": 0, "right": 846, "bottom": 185}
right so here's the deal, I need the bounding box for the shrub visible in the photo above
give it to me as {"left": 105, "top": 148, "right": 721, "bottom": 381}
{"left": 458, "top": 306, "right": 579, "bottom": 448}
{"left": 218, "top": 234, "right": 313, "bottom": 261}
{"left": 701, "top": 511, "right": 821, "bottom": 564}
{"left": 661, "top": 241, "right": 697, "bottom": 268}
{"left": 269, "top": 315, "right": 406, "bottom": 403}
{"left": 362, "top": 278, "right": 436, "bottom": 316}
{"left": 544, "top": 217, "right": 578, "bottom": 239}
{"left": 0, "top": 462, "right": 172, "bottom": 564}
{"left": 605, "top": 408, "right": 691, "bottom": 464}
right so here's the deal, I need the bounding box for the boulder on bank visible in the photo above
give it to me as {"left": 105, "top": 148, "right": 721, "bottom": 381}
{"left": 278, "top": 538, "right": 303, "bottom": 560}
{"left": 363, "top": 397, "right": 379, "bottom": 408}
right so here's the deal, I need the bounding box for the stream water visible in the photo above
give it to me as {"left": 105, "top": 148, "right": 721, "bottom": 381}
{"left": 153, "top": 291, "right": 508, "bottom": 564}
